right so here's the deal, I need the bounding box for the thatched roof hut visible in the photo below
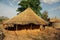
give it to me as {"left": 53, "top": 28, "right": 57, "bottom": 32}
{"left": 5, "top": 8, "right": 48, "bottom": 25}
{"left": 50, "top": 18, "right": 60, "bottom": 23}
{"left": 4, "top": 8, "right": 49, "bottom": 30}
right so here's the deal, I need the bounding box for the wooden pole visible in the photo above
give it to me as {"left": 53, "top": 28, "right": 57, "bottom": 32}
{"left": 39, "top": 25, "right": 41, "bottom": 30}
{"left": 14, "top": 24, "right": 19, "bottom": 40}
{"left": 31, "top": 24, "right": 32, "bottom": 30}
{"left": 16, "top": 24, "right": 17, "bottom": 31}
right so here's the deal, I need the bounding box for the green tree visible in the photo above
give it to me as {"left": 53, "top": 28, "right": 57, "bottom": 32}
{"left": 0, "top": 19, "right": 2, "bottom": 22}
{"left": 17, "top": 0, "right": 42, "bottom": 17}
{"left": 42, "top": 11, "right": 48, "bottom": 21}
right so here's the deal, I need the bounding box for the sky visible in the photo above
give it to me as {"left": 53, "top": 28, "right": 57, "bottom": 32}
{"left": 0, "top": 0, "right": 60, "bottom": 19}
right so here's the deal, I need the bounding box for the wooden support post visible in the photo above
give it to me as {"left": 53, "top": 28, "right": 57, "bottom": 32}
{"left": 39, "top": 25, "right": 41, "bottom": 30}
{"left": 31, "top": 24, "right": 32, "bottom": 30}
{"left": 14, "top": 24, "right": 17, "bottom": 31}
{"left": 16, "top": 24, "right": 17, "bottom": 31}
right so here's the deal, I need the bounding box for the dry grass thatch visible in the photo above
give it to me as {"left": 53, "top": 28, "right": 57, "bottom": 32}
{"left": 50, "top": 18, "right": 60, "bottom": 23}
{"left": 4, "top": 8, "right": 48, "bottom": 25}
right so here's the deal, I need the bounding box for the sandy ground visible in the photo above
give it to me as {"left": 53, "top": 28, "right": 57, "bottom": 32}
{"left": 0, "top": 24, "right": 60, "bottom": 40}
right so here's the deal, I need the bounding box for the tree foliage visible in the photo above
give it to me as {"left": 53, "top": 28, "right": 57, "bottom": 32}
{"left": 42, "top": 11, "right": 48, "bottom": 21}
{"left": 17, "top": 0, "right": 42, "bottom": 16}
{"left": 0, "top": 19, "right": 2, "bottom": 22}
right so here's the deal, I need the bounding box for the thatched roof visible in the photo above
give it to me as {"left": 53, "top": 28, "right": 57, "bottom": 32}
{"left": 50, "top": 18, "right": 60, "bottom": 23}
{"left": 5, "top": 8, "right": 48, "bottom": 25}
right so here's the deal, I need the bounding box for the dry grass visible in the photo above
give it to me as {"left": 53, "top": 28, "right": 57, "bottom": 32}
{"left": 5, "top": 8, "right": 48, "bottom": 25}
{"left": 0, "top": 24, "right": 60, "bottom": 40}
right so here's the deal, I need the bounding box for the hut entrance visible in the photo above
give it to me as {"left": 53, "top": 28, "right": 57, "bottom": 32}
{"left": 5, "top": 23, "right": 40, "bottom": 31}
{"left": 17, "top": 23, "right": 40, "bottom": 30}
{"left": 5, "top": 24, "right": 16, "bottom": 31}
